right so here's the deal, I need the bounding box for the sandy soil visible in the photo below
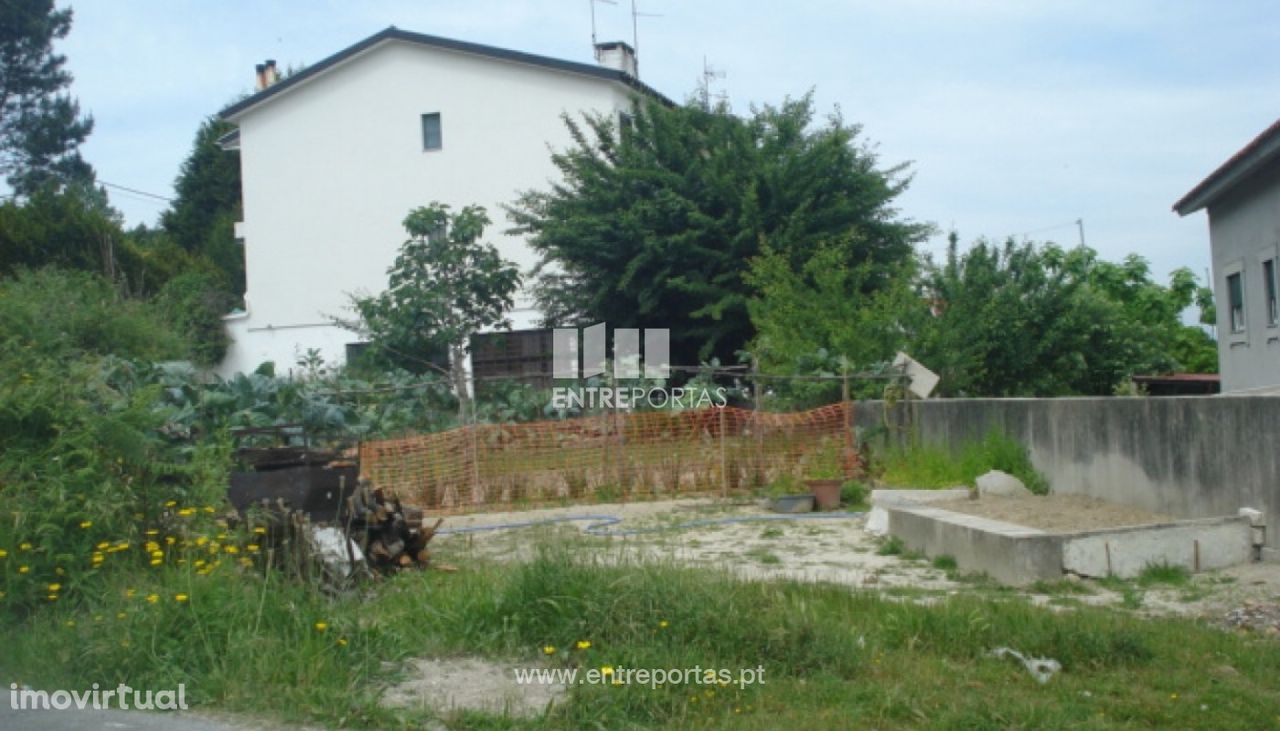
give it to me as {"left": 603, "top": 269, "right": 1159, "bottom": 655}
{"left": 433, "top": 498, "right": 961, "bottom": 591}
{"left": 935, "top": 493, "right": 1174, "bottom": 532}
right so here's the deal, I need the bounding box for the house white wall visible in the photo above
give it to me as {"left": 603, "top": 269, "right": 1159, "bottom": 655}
{"left": 1206, "top": 158, "right": 1280, "bottom": 392}
{"left": 219, "top": 38, "right": 637, "bottom": 377}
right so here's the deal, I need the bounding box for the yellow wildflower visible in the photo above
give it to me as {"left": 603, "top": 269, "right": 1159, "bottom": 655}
{"left": 542, "top": 645, "right": 556, "bottom": 655}
{"left": 125, "top": 588, "right": 137, "bottom": 598}
{"left": 575, "top": 640, "right": 591, "bottom": 650}
{"left": 246, "top": 544, "right": 260, "bottom": 553}
{"left": 47, "top": 583, "right": 61, "bottom": 592}
{"left": 17, "top": 565, "right": 29, "bottom": 574}
{"left": 165, "top": 536, "right": 176, "bottom": 545}
{"left": 659, "top": 620, "right": 669, "bottom": 628}
{"left": 145, "top": 529, "right": 159, "bottom": 536}
{"left": 149, "top": 559, "right": 162, "bottom": 566}
{"left": 145, "top": 594, "right": 159, "bottom": 604}
{"left": 0, "top": 549, "right": 7, "bottom": 558}
{"left": 337, "top": 638, "right": 349, "bottom": 647}
{"left": 117, "top": 612, "right": 127, "bottom": 620}
{"left": 195, "top": 536, "right": 209, "bottom": 546}
{"left": 314, "top": 621, "right": 328, "bottom": 632}
{"left": 224, "top": 545, "right": 239, "bottom": 555}
{"left": 253, "top": 527, "right": 267, "bottom": 535}
{"left": 18, "top": 542, "right": 31, "bottom": 551}
{"left": 164, "top": 500, "right": 177, "bottom": 508}
{"left": 95, "top": 542, "right": 109, "bottom": 550}
{"left": 79, "top": 520, "right": 92, "bottom": 529}
{"left": 174, "top": 594, "right": 189, "bottom": 603}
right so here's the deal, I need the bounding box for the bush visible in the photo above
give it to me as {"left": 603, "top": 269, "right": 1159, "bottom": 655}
{"left": 0, "top": 267, "right": 186, "bottom": 361}
{"left": 156, "top": 269, "right": 234, "bottom": 366}
{"left": 876, "top": 429, "right": 1049, "bottom": 494}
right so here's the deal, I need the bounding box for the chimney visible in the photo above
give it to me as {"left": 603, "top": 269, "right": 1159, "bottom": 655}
{"left": 264, "top": 59, "right": 279, "bottom": 86}
{"left": 254, "top": 63, "right": 267, "bottom": 91}
{"left": 593, "top": 41, "right": 637, "bottom": 77}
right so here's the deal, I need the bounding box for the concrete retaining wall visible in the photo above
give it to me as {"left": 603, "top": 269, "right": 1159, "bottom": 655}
{"left": 855, "top": 395, "right": 1280, "bottom": 529}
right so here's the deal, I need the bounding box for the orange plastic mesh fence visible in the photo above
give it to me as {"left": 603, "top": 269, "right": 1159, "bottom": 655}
{"left": 359, "top": 403, "right": 856, "bottom": 514}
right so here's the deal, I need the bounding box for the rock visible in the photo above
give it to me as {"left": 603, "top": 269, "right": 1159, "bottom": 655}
{"left": 974, "top": 470, "right": 1032, "bottom": 498}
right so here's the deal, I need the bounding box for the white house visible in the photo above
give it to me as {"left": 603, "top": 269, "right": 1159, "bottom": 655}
{"left": 1174, "top": 117, "right": 1280, "bottom": 393}
{"left": 217, "top": 28, "right": 662, "bottom": 376}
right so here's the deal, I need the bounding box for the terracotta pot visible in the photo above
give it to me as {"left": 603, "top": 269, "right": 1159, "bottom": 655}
{"left": 805, "top": 479, "right": 842, "bottom": 511}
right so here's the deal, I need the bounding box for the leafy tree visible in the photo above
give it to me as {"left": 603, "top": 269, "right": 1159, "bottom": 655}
{"left": 746, "top": 239, "right": 923, "bottom": 404}
{"left": 0, "top": 0, "right": 94, "bottom": 194}
{"left": 508, "top": 94, "right": 926, "bottom": 366}
{"left": 162, "top": 117, "right": 243, "bottom": 296}
{"left": 350, "top": 203, "right": 520, "bottom": 416}
{"left": 915, "top": 236, "right": 1217, "bottom": 397}
{"left": 156, "top": 269, "right": 235, "bottom": 367}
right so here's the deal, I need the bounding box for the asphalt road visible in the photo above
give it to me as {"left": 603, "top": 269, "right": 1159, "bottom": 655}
{"left": 0, "top": 705, "right": 268, "bottom": 731}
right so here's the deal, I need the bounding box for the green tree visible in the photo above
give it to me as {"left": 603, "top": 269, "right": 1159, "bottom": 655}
{"left": 162, "top": 117, "right": 243, "bottom": 296}
{"left": 508, "top": 94, "right": 926, "bottom": 366}
{"left": 350, "top": 203, "right": 520, "bottom": 416}
{"left": 746, "top": 239, "right": 923, "bottom": 404}
{"left": 0, "top": 0, "right": 94, "bottom": 194}
{"left": 915, "top": 236, "right": 1217, "bottom": 397}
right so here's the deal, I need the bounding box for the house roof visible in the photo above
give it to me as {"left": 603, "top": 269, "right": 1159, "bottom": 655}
{"left": 219, "top": 26, "right": 669, "bottom": 121}
{"left": 1173, "top": 116, "right": 1280, "bottom": 215}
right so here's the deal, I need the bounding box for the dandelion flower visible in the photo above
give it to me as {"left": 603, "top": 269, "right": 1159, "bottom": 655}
{"left": 164, "top": 536, "right": 176, "bottom": 545}
{"left": 116, "top": 612, "right": 126, "bottom": 620}
{"left": 253, "top": 527, "right": 267, "bottom": 535}
{"left": 95, "top": 542, "right": 109, "bottom": 550}
{"left": 18, "top": 542, "right": 31, "bottom": 551}
{"left": 164, "top": 500, "right": 177, "bottom": 508}
{"left": 79, "top": 520, "right": 92, "bottom": 529}
{"left": 174, "top": 594, "right": 189, "bottom": 603}
{"left": 46, "top": 594, "right": 57, "bottom": 601}
{"left": 195, "top": 536, "right": 209, "bottom": 546}
{"left": 0, "top": 549, "right": 8, "bottom": 558}
{"left": 125, "top": 588, "right": 137, "bottom": 598}
{"left": 575, "top": 640, "right": 591, "bottom": 650}
{"left": 145, "top": 594, "right": 159, "bottom": 604}
{"left": 64, "top": 620, "right": 75, "bottom": 628}
{"left": 145, "top": 529, "right": 159, "bottom": 536}
{"left": 542, "top": 645, "right": 556, "bottom": 655}
{"left": 659, "top": 620, "right": 669, "bottom": 628}
{"left": 224, "top": 545, "right": 240, "bottom": 555}
{"left": 17, "top": 565, "right": 29, "bottom": 574}
{"left": 314, "top": 621, "right": 328, "bottom": 632}
{"left": 601, "top": 665, "right": 614, "bottom": 676}
{"left": 47, "top": 583, "right": 61, "bottom": 592}
{"left": 202, "top": 506, "right": 215, "bottom": 514}
{"left": 149, "top": 559, "right": 162, "bottom": 566}
{"left": 337, "top": 638, "right": 349, "bottom": 647}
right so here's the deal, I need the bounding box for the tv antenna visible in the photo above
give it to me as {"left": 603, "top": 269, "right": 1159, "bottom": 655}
{"left": 700, "top": 56, "right": 727, "bottom": 108}
{"left": 630, "top": 0, "right": 662, "bottom": 79}
{"left": 589, "top": 0, "right": 617, "bottom": 50}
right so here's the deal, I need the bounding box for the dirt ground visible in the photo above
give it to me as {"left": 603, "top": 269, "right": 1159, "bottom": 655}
{"left": 430, "top": 497, "right": 1280, "bottom": 622}
{"left": 934, "top": 493, "right": 1174, "bottom": 532}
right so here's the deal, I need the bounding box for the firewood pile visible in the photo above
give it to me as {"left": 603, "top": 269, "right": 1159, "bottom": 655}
{"left": 344, "top": 481, "right": 443, "bottom": 573}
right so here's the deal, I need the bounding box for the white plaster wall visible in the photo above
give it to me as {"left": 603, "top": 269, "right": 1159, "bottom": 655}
{"left": 1206, "top": 159, "right": 1280, "bottom": 392}
{"left": 219, "top": 39, "right": 636, "bottom": 376}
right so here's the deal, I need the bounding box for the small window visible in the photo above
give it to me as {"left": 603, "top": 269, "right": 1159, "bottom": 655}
{"left": 1265, "top": 258, "right": 1278, "bottom": 326}
{"left": 1227, "top": 271, "right": 1246, "bottom": 333}
{"left": 421, "top": 113, "right": 442, "bottom": 151}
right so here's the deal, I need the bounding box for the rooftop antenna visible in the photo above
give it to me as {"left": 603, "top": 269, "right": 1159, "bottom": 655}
{"left": 589, "top": 0, "right": 618, "bottom": 52}
{"left": 700, "top": 55, "right": 726, "bottom": 108}
{"left": 630, "top": 0, "right": 662, "bottom": 79}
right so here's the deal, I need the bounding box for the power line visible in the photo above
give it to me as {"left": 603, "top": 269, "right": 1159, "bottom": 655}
{"left": 99, "top": 180, "right": 173, "bottom": 203}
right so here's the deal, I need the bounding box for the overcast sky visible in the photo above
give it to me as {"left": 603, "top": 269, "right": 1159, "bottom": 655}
{"left": 60, "top": 0, "right": 1280, "bottom": 284}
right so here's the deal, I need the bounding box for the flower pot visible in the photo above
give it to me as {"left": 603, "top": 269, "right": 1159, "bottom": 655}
{"left": 805, "top": 479, "right": 842, "bottom": 510}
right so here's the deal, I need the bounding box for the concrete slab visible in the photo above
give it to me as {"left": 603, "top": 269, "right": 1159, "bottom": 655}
{"left": 1062, "top": 517, "right": 1254, "bottom": 578}
{"left": 882, "top": 494, "right": 1257, "bottom": 585}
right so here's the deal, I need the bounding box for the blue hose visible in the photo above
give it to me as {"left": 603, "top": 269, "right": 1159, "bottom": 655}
{"left": 435, "top": 510, "right": 866, "bottom": 538}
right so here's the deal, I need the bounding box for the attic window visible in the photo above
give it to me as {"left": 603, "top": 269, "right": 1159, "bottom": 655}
{"left": 421, "top": 113, "right": 442, "bottom": 151}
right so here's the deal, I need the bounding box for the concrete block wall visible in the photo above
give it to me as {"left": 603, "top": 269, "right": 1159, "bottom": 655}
{"left": 853, "top": 395, "right": 1280, "bottom": 532}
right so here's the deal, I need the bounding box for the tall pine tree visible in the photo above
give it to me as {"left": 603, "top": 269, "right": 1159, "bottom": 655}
{"left": 0, "top": 0, "right": 94, "bottom": 194}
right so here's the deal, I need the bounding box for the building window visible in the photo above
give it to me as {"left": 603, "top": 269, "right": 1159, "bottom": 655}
{"left": 421, "top": 113, "right": 442, "bottom": 151}
{"left": 1264, "top": 258, "right": 1278, "bottom": 326}
{"left": 1227, "top": 271, "right": 1245, "bottom": 333}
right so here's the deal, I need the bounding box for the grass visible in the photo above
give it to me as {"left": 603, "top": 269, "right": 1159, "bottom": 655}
{"left": 876, "top": 429, "right": 1050, "bottom": 493}
{"left": 4, "top": 547, "right": 1279, "bottom": 730}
